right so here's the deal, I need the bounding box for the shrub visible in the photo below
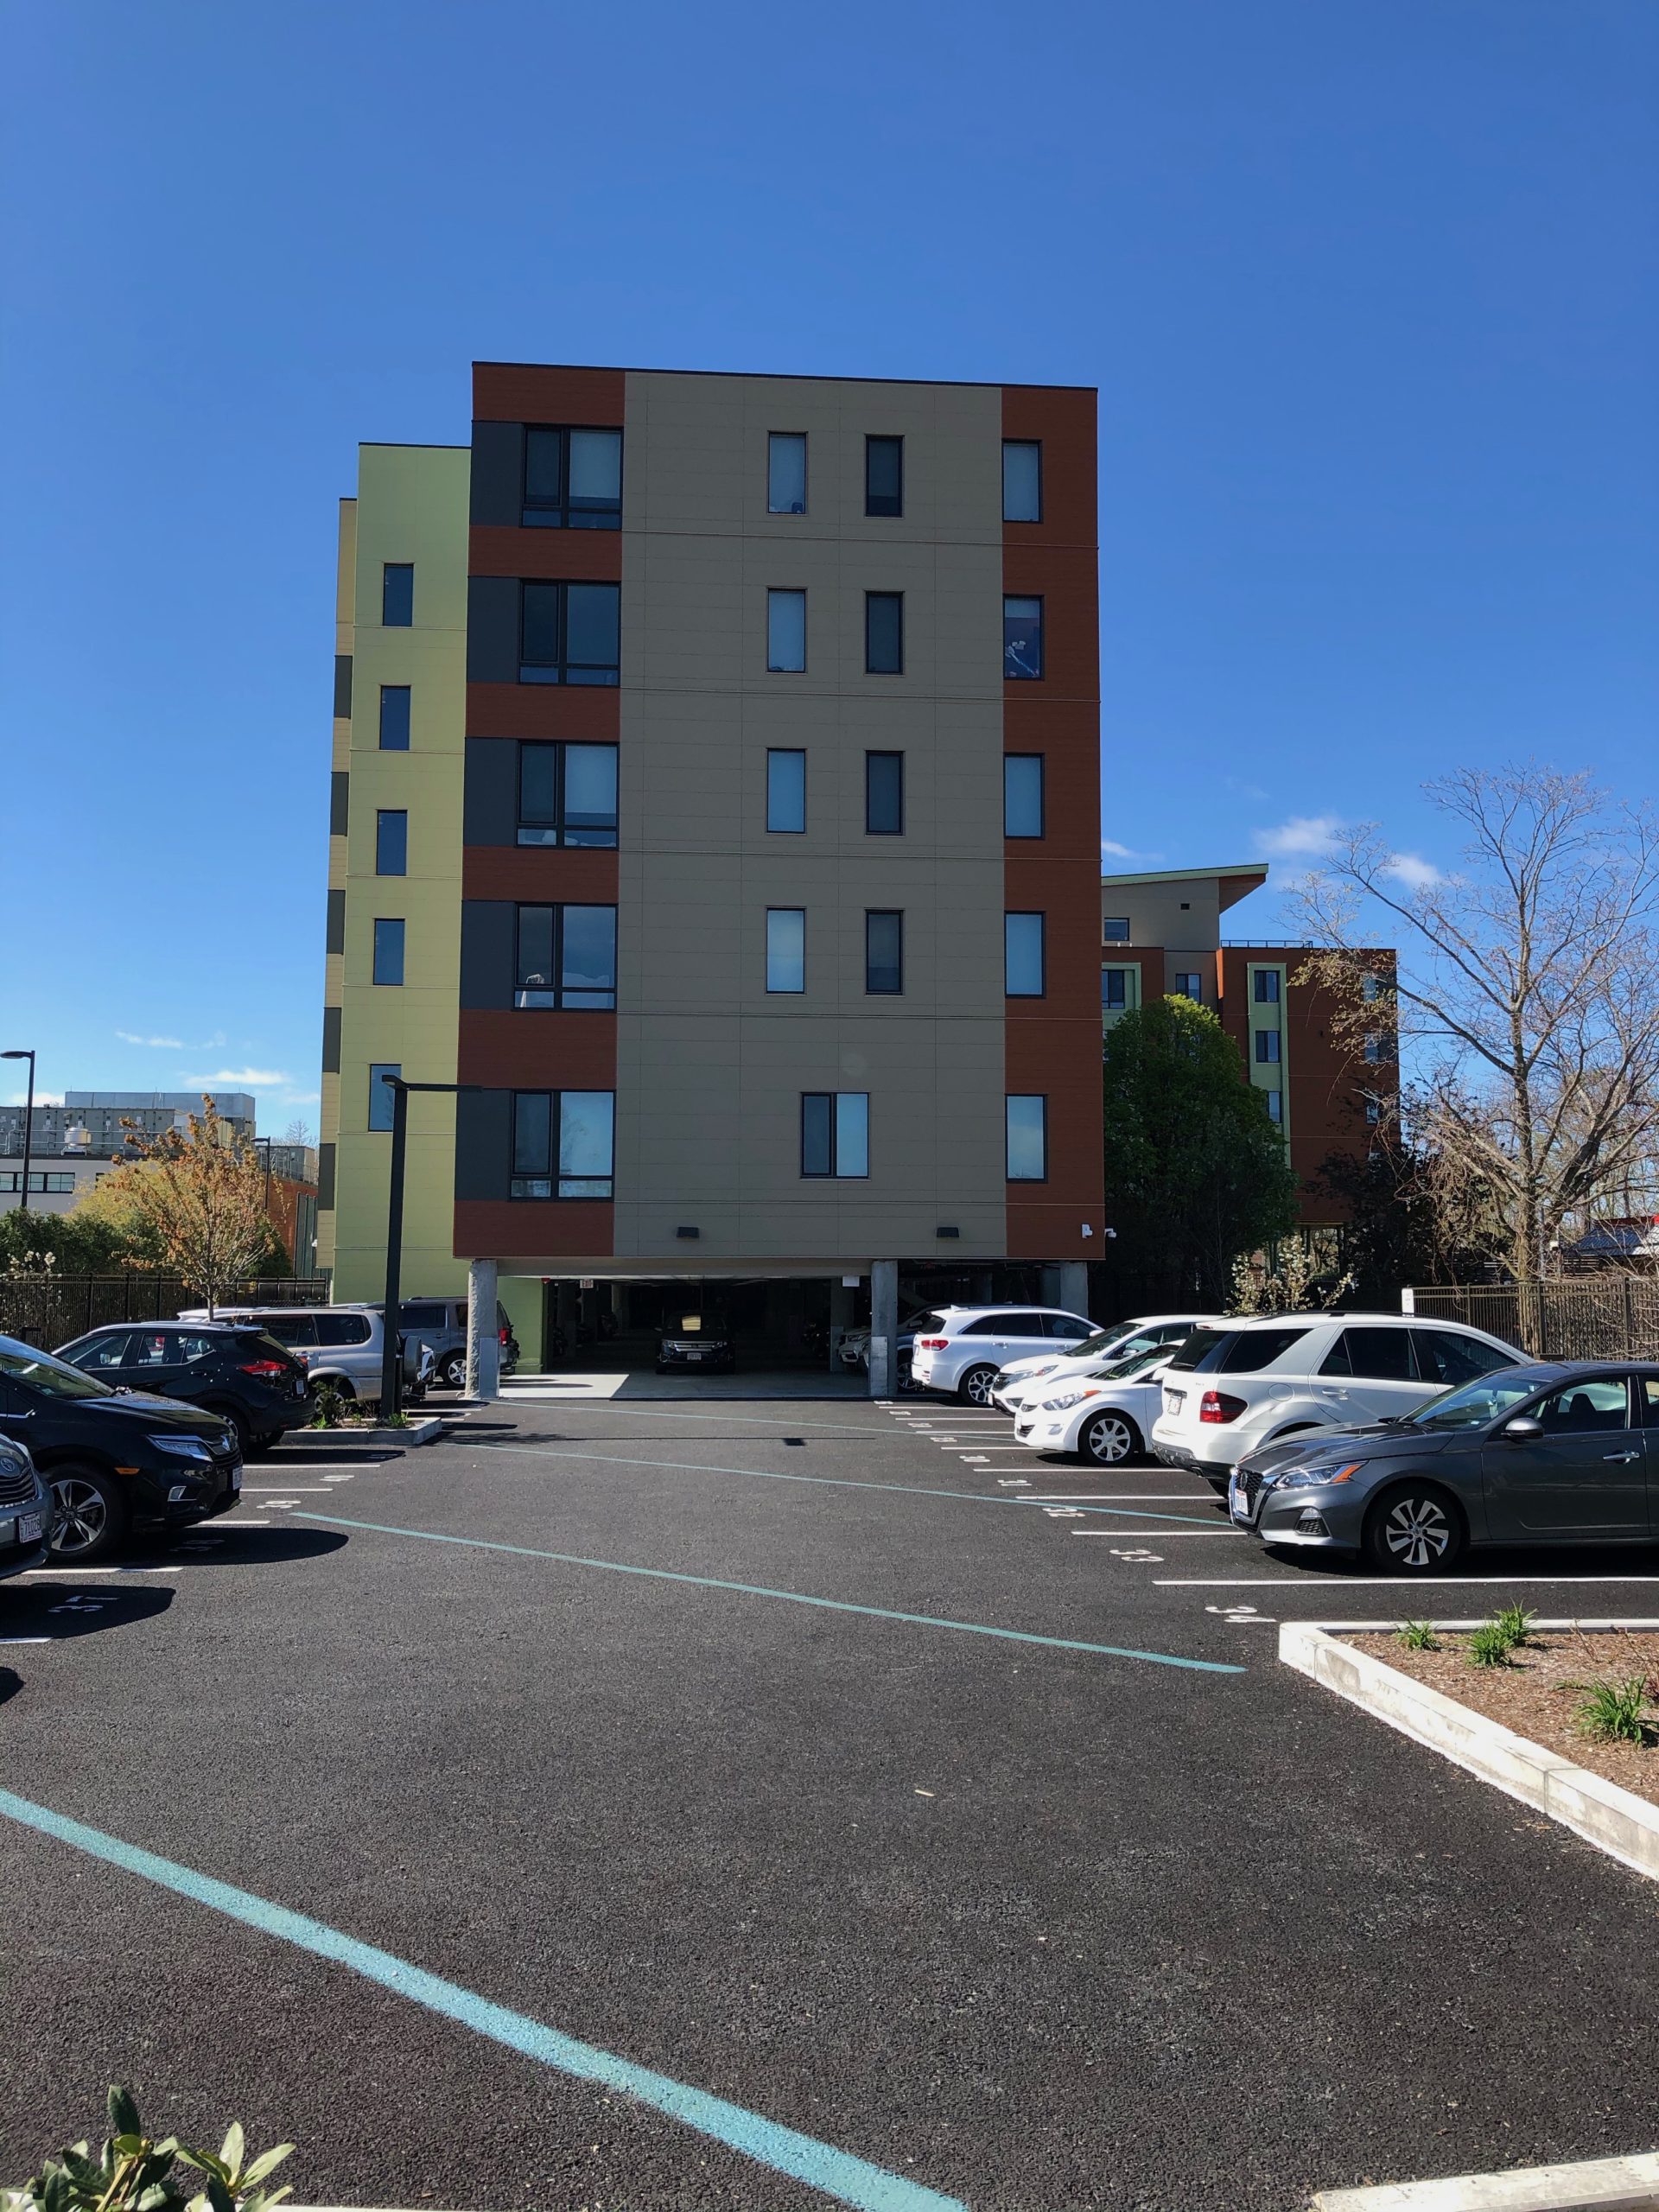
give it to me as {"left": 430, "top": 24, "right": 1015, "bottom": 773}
{"left": 3, "top": 2085, "right": 293, "bottom": 2212}
{"left": 1467, "top": 1620, "right": 1515, "bottom": 1669}
{"left": 308, "top": 1380, "right": 346, "bottom": 1428}
{"left": 1577, "top": 1677, "right": 1652, "bottom": 1746}
{"left": 1493, "top": 1604, "right": 1536, "bottom": 1649}
{"left": 1396, "top": 1620, "right": 1439, "bottom": 1651}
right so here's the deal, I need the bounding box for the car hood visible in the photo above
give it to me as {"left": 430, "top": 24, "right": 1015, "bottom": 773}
{"left": 76, "top": 1388, "right": 231, "bottom": 1438}
{"left": 1241, "top": 1422, "right": 1448, "bottom": 1473}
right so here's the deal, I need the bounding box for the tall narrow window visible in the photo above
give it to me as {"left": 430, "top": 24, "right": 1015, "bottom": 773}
{"left": 514, "top": 905, "right": 617, "bottom": 1009}
{"left": 865, "top": 592, "right": 904, "bottom": 674}
{"left": 523, "top": 427, "right": 623, "bottom": 528}
{"left": 1102, "top": 969, "right": 1128, "bottom": 1010}
{"left": 372, "top": 918, "right": 405, "bottom": 986}
{"left": 382, "top": 563, "right": 413, "bottom": 626}
{"left": 1173, "top": 972, "right": 1202, "bottom": 1001}
{"left": 865, "top": 911, "right": 903, "bottom": 995}
{"left": 1255, "top": 1032, "right": 1281, "bottom": 1064}
{"left": 519, "top": 581, "right": 620, "bottom": 684}
{"left": 367, "top": 1064, "right": 401, "bottom": 1133}
{"left": 1004, "top": 595, "right": 1043, "bottom": 680}
{"left": 375, "top": 810, "right": 408, "bottom": 876}
{"left": 766, "top": 908, "right": 805, "bottom": 993}
{"left": 1002, "top": 441, "right": 1042, "bottom": 522}
{"left": 802, "top": 1093, "right": 869, "bottom": 1178}
{"left": 511, "top": 1090, "right": 615, "bottom": 1199}
{"left": 1254, "top": 969, "right": 1281, "bottom": 1003}
{"left": 865, "top": 436, "right": 903, "bottom": 517}
{"left": 865, "top": 751, "right": 904, "bottom": 836}
{"left": 1006, "top": 1096, "right": 1047, "bottom": 1180}
{"left": 378, "top": 685, "right": 411, "bottom": 751}
{"left": 1268, "top": 1091, "right": 1286, "bottom": 1124}
{"left": 517, "top": 741, "right": 619, "bottom": 849}
{"left": 766, "top": 749, "right": 806, "bottom": 833}
{"left": 767, "top": 588, "right": 806, "bottom": 671}
{"left": 1364, "top": 1033, "right": 1383, "bottom": 1063}
{"left": 1004, "top": 754, "right": 1044, "bottom": 837}
{"left": 1005, "top": 912, "right": 1046, "bottom": 997}
{"left": 767, "top": 433, "right": 807, "bottom": 514}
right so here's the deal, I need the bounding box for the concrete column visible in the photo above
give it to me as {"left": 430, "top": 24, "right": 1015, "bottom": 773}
{"left": 1057, "top": 1260, "right": 1090, "bottom": 1321}
{"left": 467, "top": 1256, "right": 501, "bottom": 1401}
{"left": 829, "top": 1278, "right": 855, "bottom": 1373}
{"left": 868, "top": 1260, "right": 899, "bottom": 1398}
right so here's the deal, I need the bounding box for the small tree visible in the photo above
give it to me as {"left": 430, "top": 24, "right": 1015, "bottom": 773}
{"left": 1230, "top": 1235, "right": 1355, "bottom": 1316}
{"left": 1102, "top": 997, "right": 1300, "bottom": 1310}
{"left": 89, "top": 1097, "right": 279, "bottom": 1316}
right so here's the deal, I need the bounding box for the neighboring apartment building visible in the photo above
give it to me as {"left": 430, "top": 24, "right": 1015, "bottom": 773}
{"left": 0, "top": 1092, "right": 257, "bottom": 1160}
{"left": 1098, "top": 863, "right": 1396, "bottom": 1220}
{"left": 320, "top": 364, "right": 1105, "bottom": 1381}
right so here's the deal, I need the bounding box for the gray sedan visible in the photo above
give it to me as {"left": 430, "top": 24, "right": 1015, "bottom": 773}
{"left": 1230, "top": 1361, "right": 1659, "bottom": 1573}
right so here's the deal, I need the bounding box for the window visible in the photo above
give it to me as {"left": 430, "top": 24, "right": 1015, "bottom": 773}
{"left": 766, "top": 588, "right": 806, "bottom": 671}
{"left": 865, "top": 592, "right": 903, "bottom": 675}
{"left": 1004, "top": 595, "right": 1043, "bottom": 680}
{"left": 1006, "top": 1095, "right": 1047, "bottom": 1180}
{"left": 1102, "top": 969, "right": 1128, "bottom": 1010}
{"left": 865, "top": 435, "right": 903, "bottom": 517}
{"left": 372, "top": 918, "right": 405, "bottom": 986}
{"left": 1363, "top": 1095, "right": 1381, "bottom": 1126}
{"left": 1362, "top": 971, "right": 1382, "bottom": 1001}
{"left": 766, "top": 908, "right": 805, "bottom": 993}
{"left": 368, "top": 1063, "right": 401, "bottom": 1132}
{"left": 1264, "top": 1090, "right": 1283, "bottom": 1124}
{"left": 76, "top": 1332, "right": 131, "bottom": 1369}
{"left": 1005, "top": 912, "right": 1046, "bottom": 996}
{"left": 1047, "top": 1316, "right": 1094, "bottom": 1341}
{"left": 9, "top": 1171, "right": 78, "bottom": 1194}
{"left": 517, "top": 741, "right": 619, "bottom": 849}
{"left": 1531, "top": 1377, "right": 1631, "bottom": 1433}
{"left": 1102, "top": 916, "right": 1130, "bottom": 944}
{"left": 1173, "top": 972, "right": 1202, "bottom": 1001}
{"left": 399, "top": 1304, "right": 450, "bottom": 1332}
{"left": 378, "top": 685, "right": 410, "bottom": 751}
{"left": 865, "top": 751, "right": 904, "bottom": 836}
{"left": 519, "top": 581, "right": 620, "bottom": 684}
{"left": 1255, "top": 1031, "right": 1281, "bottom": 1064}
{"left": 522, "top": 426, "right": 622, "bottom": 528}
{"left": 1002, "top": 440, "right": 1042, "bottom": 523}
{"left": 801, "top": 1092, "right": 869, "bottom": 1178}
{"left": 1413, "top": 1329, "right": 1514, "bottom": 1389}
{"left": 382, "top": 563, "right": 413, "bottom": 626}
{"left": 1320, "top": 1326, "right": 1414, "bottom": 1382}
{"left": 515, "top": 905, "right": 618, "bottom": 1009}
{"left": 512, "top": 1090, "right": 615, "bottom": 1199}
{"left": 865, "top": 911, "right": 903, "bottom": 995}
{"left": 1364, "top": 1033, "right": 1383, "bottom": 1063}
{"left": 376, "top": 810, "right": 408, "bottom": 876}
{"left": 766, "top": 749, "right": 806, "bottom": 833}
{"left": 1254, "top": 969, "right": 1281, "bottom": 1003}
{"left": 1004, "top": 754, "right": 1044, "bottom": 837}
{"left": 767, "top": 432, "right": 807, "bottom": 514}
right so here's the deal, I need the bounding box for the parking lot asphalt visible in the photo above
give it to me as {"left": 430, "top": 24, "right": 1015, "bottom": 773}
{"left": 5, "top": 1398, "right": 1659, "bottom": 2211}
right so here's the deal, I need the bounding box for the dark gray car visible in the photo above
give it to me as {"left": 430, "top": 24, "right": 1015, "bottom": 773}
{"left": 1230, "top": 1360, "right": 1659, "bottom": 1573}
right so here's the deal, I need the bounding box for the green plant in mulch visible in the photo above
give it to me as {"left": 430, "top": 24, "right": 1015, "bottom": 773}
{"left": 1396, "top": 1620, "right": 1439, "bottom": 1651}
{"left": 3, "top": 2086, "right": 293, "bottom": 2212}
{"left": 1493, "top": 1603, "right": 1537, "bottom": 1649}
{"left": 1575, "top": 1676, "right": 1654, "bottom": 1746}
{"left": 1467, "top": 1618, "right": 1517, "bottom": 1669}
{"left": 307, "top": 1379, "right": 346, "bottom": 1428}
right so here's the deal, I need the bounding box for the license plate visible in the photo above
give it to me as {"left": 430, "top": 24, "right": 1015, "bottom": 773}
{"left": 19, "top": 1510, "right": 43, "bottom": 1542}
{"left": 1166, "top": 1389, "right": 1185, "bottom": 1412}
{"left": 1230, "top": 1478, "right": 1253, "bottom": 1525}
{"left": 231, "top": 1467, "right": 242, "bottom": 1493}
{"left": 293, "top": 1379, "right": 305, "bottom": 1398}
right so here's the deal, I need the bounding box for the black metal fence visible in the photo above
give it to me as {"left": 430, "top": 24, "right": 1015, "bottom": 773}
{"left": 0, "top": 1275, "right": 331, "bottom": 1352}
{"left": 1408, "top": 1280, "right": 1659, "bottom": 1362}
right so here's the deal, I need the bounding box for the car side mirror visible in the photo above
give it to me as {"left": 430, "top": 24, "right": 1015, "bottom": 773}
{"left": 1500, "top": 1414, "right": 1543, "bottom": 1441}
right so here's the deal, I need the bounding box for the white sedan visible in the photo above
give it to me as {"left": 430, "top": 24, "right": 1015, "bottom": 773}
{"left": 1012, "top": 1349, "right": 1171, "bottom": 1465}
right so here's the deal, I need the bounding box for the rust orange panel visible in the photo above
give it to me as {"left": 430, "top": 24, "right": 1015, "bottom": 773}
{"left": 454, "top": 1198, "right": 614, "bottom": 1259}
{"left": 461, "top": 847, "right": 620, "bottom": 902}
{"left": 469, "top": 525, "right": 623, "bottom": 582}
{"left": 474, "top": 364, "right": 626, "bottom": 426}
{"left": 456, "top": 1011, "right": 617, "bottom": 1092}
{"left": 467, "top": 683, "right": 620, "bottom": 741}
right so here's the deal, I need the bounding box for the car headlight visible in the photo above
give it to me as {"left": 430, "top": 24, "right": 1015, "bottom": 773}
{"left": 1043, "top": 1389, "right": 1092, "bottom": 1412}
{"left": 147, "top": 1433, "right": 213, "bottom": 1460}
{"left": 1271, "top": 1460, "right": 1363, "bottom": 1490}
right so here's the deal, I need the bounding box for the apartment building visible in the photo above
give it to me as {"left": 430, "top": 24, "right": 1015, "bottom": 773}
{"left": 321, "top": 365, "right": 1104, "bottom": 1386}
{"left": 0, "top": 1091, "right": 257, "bottom": 1159}
{"left": 1098, "top": 863, "right": 1396, "bottom": 1218}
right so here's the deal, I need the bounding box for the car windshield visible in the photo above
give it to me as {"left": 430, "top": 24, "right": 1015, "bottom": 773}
{"left": 0, "top": 1341, "right": 116, "bottom": 1401}
{"left": 1404, "top": 1367, "right": 1554, "bottom": 1431}
{"left": 1102, "top": 1346, "right": 1168, "bottom": 1380}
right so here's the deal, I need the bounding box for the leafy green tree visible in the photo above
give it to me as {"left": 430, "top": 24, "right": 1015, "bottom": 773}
{"left": 1101, "top": 996, "right": 1300, "bottom": 1309}
{"left": 0, "top": 1205, "right": 130, "bottom": 1275}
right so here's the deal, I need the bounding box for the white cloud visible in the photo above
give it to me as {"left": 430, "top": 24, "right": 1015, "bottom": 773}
{"left": 280, "top": 1090, "right": 321, "bottom": 1107}
{"left": 1382, "top": 851, "right": 1441, "bottom": 891}
{"left": 1253, "top": 814, "right": 1342, "bottom": 859}
{"left": 117, "top": 1030, "right": 186, "bottom": 1050}
{"left": 1101, "top": 839, "right": 1166, "bottom": 863}
{"left": 181, "top": 1067, "right": 293, "bottom": 1090}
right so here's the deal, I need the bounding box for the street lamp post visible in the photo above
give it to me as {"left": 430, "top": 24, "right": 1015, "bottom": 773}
{"left": 2, "top": 1049, "right": 36, "bottom": 1215}
{"left": 378, "top": 1076, "right": 483, "bottom": 1417}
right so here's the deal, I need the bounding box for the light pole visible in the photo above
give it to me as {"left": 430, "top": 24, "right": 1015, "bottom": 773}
{"left": 378, "top": 1076, "right": 484, "bottom": 1416}
{"left": 2, "top": 1049, "right": 36, "bottom": 1215}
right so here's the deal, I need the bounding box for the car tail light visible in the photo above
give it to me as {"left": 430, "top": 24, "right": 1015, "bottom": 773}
{"left": 238, "top": 1360, "right": 289, "bottom": 1378}
{"left": 917, "top": 1338, "right": 949, "bottom": 1351}
{"left": 1198, "top": 1389, "right": 1248, "bottom": 1425}
{"left": 499, "top": 1325, "right": 510, "bottom": 1343}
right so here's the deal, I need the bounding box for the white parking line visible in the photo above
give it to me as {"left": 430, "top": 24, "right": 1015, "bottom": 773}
{"left": 241, "top": 1486, "right": 336, "bottom": 1493}
{"left": 17, "top": 1566, "right": 185, "bottom": 1579}
{"left": 1020, "top": 1492, "right": 1217, "bottom": 1503}
{"left": 1072, "top": 1529, "right": 1243, "bottom": 1538}
{"left": 1156, "top": 1574, "right": 1659, "bottom": 1587}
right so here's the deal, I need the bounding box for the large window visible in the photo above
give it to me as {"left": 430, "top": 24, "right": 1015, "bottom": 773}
{"left": 1002, "top": 441, "right": 1042, "bottom": 523}
{"left": 372, "top": 918, "right": 404, "bottom": 986}
{"left": 367, "top": 1063, "right": 401, "bottom": 1133}
{"left": 522, "top": 426, "right": 622, "bottom": 528}
{"left": 1102, "top": 916, "right": 1130, "bottom": 943}
{"left": 1173, "top": 971, "right": 1202, "bottom": 1001}
{"left": 767, "top": 588, "right": 806, "bottom": 672}
{"left": 382, "top": 563, "right": 413, "bottom": 626}
{"left": 866, "top": 751, "right": 904, "bottom": 836}
{"left": 1004, "top": 754, "right": 1044, "bottom": 837}
{"left": 801, "top": 1092, "right": 869, "bottom": 1179}
{"left": 767, "top": 433, "right": 807, "bottom": 514}
{"left": 766, "top": 749, "right": 806, "bottom": 833}
{"left": 378, "top": 685, "right": 410, "bottom": 751}
{"left": 1004, "top": 595, "right": 1044, "bottom": 680}
{"left": 1254, "top": 969, "right": 1281, "bottom": 1003}
{"left": 766, "top": 908, "right": 805, "bottom": 994}
{"left": 375, "top": 810, "right": 407, "bottom": 877}
{"left": 1005, "top": 912, "right": 1046, "bottom": 996}
{"left": 865, "top": 911, "right": 903, "bottom": 995}
{"left": 865, "top": 435, "right": 903, "bottom": 517}
{"left": 865, "top": 592, "right": 903, "bottom": 674}
{"left": 519, "top": 581, "right": 620, "bottom": 685}
{"left": 1006, "top": 1095, "right": 1047, "bottom": 1181}
{"left": 1255, "top": 1031, "right": 1281, "bottom": 1064}
{"left": 512, "top": 1090, "right": 615, "bottom": 1200}
{"left": 515, "top": 904, "right": 618, "bottom": 1009}
{"left": 1102, "top": 969, "right": 1129, "bottom": 1010}
{"left": 517, "top": 741, "right": 619, "bottom": 849}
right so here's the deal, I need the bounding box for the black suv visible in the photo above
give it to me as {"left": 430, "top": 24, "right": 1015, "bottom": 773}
{"left": 0, "top": 1332, "right": 244, "bottom": 1563}
{"left": 55, "top": 1322, "right": 309, "bottom": 1458}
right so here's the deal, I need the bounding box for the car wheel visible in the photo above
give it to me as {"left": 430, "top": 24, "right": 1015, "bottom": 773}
{"left": 244, "top": 1431, "right": 280, "bottom": 1459}
{"left": 1078, "top": 1409, "right": 1141, "bottom": 1465}
{"left": 1363, "top": 1484, "right": 1465, "bottom": 1574}
{"left": 440, "top": 1351, "right": 466, "bottom": 1389}
{"left": 216, "top": 1409, "right": 252, "bottom": 1459}
{"left": 958, "top": 1364, "right": 998, "bottom": 1407}
{"left": 48, "top": 1467, "right": 129, "bottom": 1564}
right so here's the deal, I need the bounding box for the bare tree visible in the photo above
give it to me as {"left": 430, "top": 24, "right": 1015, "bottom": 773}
{"left": 90, "top": 1097, "right": 278, "bottom": 1316}
{"left": 1289, "top": 766, "right": 1659, "bottom": 1282}
{"left": 282, "top": 1117, "right": 315, "bottom": 1148}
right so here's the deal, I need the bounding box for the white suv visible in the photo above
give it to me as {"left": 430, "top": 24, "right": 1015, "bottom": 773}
{"left": 1149, "top": 1312, "right": 1524, "bottom": 1484}
{"left": 909, "top": 1307, "right": 1096, "bottom": 1405}
{"left": 990, "top": 1313, "right": 1217, "bottom": 1415}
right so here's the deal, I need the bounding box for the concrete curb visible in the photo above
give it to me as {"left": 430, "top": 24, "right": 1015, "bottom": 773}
{"left": 1311, "top": 2147, "right": 1659, "bottom": 2207}
{"left": 297, "top": 1417, "right": 446, "bottom": 1449}
{"left": 1279, "top": 1622, "right": 1659, "bottom": 1881}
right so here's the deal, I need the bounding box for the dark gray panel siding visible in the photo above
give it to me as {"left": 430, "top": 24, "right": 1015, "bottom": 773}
{"left": 330, "top": 772, "right": 350, "bottom": 837}
{"left": 461, "top": 901, "right": 516, "bottom": 1011}
{"left": 454, "top": 1089, "right": 511, "bottom": 1202}
{"left": 326, "top": 888, "right": 346, "bottom": 956}
{"left": 321, "top": 1007, "right": 341, "bottom": 1075}
{"left": 469, "top": 422, "right": 524, "bottom": 527}
{"left": 317, "top": 1141, "right": 337, "bottom": 1210}
{"left": 464, "top": 737, "right": 518, "bottom": 846}
{"left": 466, "top": 576, "right": 519, "bottom": 683}
{"left": 334, "top": 655, "right": 353, "bottom": 717}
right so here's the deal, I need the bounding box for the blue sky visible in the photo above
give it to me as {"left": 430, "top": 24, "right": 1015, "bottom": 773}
{"left": 3, "top": 0, "right": 1655, "bottom": 1134}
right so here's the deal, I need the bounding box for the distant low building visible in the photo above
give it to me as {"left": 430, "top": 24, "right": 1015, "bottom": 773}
{"left": 0, "top": 1091, "right": 257, "bottom": 1160}
{"left": 0, "top": 1156, "right": 110, "bottom": 1216}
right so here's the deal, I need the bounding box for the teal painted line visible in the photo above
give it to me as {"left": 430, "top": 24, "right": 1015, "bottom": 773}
{"left": 472, "top": 1440, "right": 1224, "bottom": 1527}
{"left": 0, "top": 1787, "right": 963, "bottom": 2212}
{"left": 296, "top": 1512, "right": 1243, "bottom": 1675}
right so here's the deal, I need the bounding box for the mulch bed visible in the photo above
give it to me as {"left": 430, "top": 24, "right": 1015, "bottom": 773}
{"left": 1358, "top": 1627, "right": 1659, "bottom": 1809}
